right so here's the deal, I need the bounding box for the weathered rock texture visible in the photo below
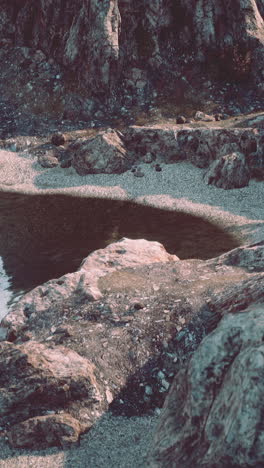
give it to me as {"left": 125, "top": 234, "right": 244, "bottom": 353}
{"left": 0, "top": 340, "right": 106, "bottom": 429}
{"left": 204, "top": 151, "right": 250, "bottom": 189}
{"left": 0, "top": 0, "right": 263, "bottom": 98}
{"left": 124, "top": 125, "right": 264, "bottom": 176}
{"left": 0, "top": 238, "right": 263, "bottom": 449}
{"left": 148, "top": 303, "right": 264, "bottom": 468}
{"left": 2, "top": 237, "right": 179, "bottom": 339}
{"left": 71, "top": 129, "right": 132, "bottom": 175}
{"left": 8, "top": 413, "right": 82, "bottom": 449}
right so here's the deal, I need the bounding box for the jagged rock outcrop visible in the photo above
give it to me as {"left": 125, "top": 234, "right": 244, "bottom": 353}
{"left": 148, "top": 303, "right": 264, "bottom": 468}
{"left": 124, "top": 125, "right": 264, "bottom": 173}
{"left": 0, "top": 0, "right": 263, "bottom": 100}
{"left": 204, "top": 151, "right": 250, "bottom": 189}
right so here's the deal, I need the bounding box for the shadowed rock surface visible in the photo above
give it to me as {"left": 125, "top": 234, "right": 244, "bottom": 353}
{"left": 204, "top": 151, "right": 250, "bottom": 189}
{"left": 0, "top": 341, "right": 106, "bottom": 429}
{"left": 8, "top": 414, "right": 82, "bottom": 449}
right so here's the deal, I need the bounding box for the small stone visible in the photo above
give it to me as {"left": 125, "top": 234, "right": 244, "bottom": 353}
{"left": 145, "top": 385, "right": 153, "bottom": 395}
{"left": 214, "top": 113, "right": 223, "bottom": 121}
{"left": 157, "top": 371, "right": 165, "bottom": 380}
{"left": 194, "top": 111, "right": 215, "bottom": 122}
{"left": 51, "top": 132, "right": 66, "bottom": 146}
{"left": 133, "top": 302, "right": 144, "bottom": 310}
{"left": 38, "top": 154, "right": 59, "bottom": 168}
{"left": 161, "top": 379, "right": 170, "bottom": 390}
{"left": 176, "top": 115, "right": 186, "bottom": 124}
{"left": 143, "top": 153, "right": 154, "bottom": 163}
{"left": 60, "top": 158, "right": 72, "bottom": 169}
{"left": 155, "top": 164, "right": 162, "bottom": 172}
{"left": 134, "top": 168, "right": 145, "bottom": 177}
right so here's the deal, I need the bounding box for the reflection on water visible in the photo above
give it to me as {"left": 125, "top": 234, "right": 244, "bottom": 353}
{"left": 0, "top": 257, "right": 12, "bottom": 319}
{"left": 0, "top": 192, "right": 241, "bottom": 315}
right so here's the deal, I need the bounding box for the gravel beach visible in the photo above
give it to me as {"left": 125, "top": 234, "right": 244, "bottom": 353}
{"left": 0, "top": 148, "right": 263, "bottom": 244}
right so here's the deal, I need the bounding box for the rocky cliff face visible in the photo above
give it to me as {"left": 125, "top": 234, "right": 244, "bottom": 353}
{"left": 0, "top": 0, "right": 263, "bottom": 103}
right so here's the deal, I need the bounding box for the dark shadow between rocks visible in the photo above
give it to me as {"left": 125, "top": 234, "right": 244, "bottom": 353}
{"left": 0, "top": 192, "right": 240, "bottom": 301}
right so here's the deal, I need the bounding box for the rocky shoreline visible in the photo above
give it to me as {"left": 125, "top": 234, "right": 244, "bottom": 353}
{"left": 0, "top": 1, "right": 263, "bottom": 465}
{"left": 0, "top": 113, "right": 263, "bottom": 466}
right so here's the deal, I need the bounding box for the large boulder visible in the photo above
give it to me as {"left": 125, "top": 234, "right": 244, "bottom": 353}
{"left": 148, "top": 303, "right": 264, "bottom": 468}
{"left": 71, "top": 129, "right": 131, "bottom": 175}
{"left": 8, "top": 413, "right": 82, "bottom": 449}
{"left": 2, "top": 237, "right": 179, "bottom": 339}
{"left": 0, "top": 340, "right": 106, "bottom": 433}
{"left": 203, "top": 152, "right": 250, "bottom": 189}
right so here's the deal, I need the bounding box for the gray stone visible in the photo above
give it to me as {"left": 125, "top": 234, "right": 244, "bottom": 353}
{"left": 194, "top": 111, "right": 215, "bottom": 122}
{"left": 148, "top": 303, "right": 264, "bottom": 468}
{"left": 38, "top": 153, "right": 59, "bottom": 168}
{"left": 204, "top": 152, "right": 250, "bottom": 189}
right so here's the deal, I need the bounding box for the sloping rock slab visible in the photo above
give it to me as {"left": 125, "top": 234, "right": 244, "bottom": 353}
{"left": 203, "top": 152, "right": 250, "bottom": 189}
{"left": 148, "top": 303, "right": 264, "bottom": 468}
{"left": 2, "top": 237, "right": 178, "bottom": 339}
{"left": 8, "top": 413, "right": 82, "bottom": 449}
{"left": 217, "top": 240, "right": 264, "bottom": 271}
{"left": 71, "top": 129, "right": 132, "bottom": 175}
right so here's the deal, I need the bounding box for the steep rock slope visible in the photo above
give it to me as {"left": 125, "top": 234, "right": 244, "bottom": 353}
{"left": 0, "top": 0, "right": 263, "bottom": 99}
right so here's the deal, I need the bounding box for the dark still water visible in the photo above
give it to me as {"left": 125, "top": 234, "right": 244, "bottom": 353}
{"left": 0, "top": 192, "right": 240, "bottom": 307}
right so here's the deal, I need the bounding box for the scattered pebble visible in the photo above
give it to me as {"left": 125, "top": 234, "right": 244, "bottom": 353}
{"left": 134, "top": 168, "right": 145, "bottom": 177}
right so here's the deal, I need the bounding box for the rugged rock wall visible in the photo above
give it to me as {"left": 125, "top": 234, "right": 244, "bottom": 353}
{"left": 0, "top": 0, "right": 263, "bottom": 99}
